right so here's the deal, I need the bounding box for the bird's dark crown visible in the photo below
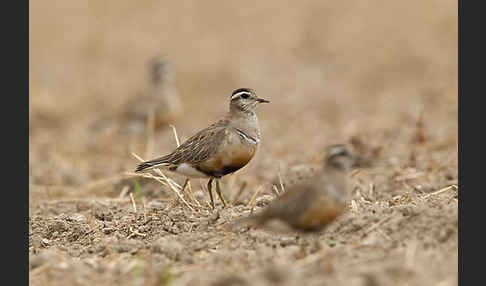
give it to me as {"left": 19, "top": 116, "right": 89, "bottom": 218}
{"left": 231, "top": 88, "right": 254, "bottom": 98}
{"left": 325, "top": 144, "right": 356, "bottom": 171}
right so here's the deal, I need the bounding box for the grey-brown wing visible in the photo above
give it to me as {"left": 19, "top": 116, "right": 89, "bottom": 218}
{"left": 170, "top": 127, "right": 227, "bottom": 164}
{"left": 156, "top": 120, "right": 229, "bottom": 164}
{"left": 256, "top": 180, "right": 318, "bottom": 223}
{"left": 135, "top": 120, "right": 229, "bottom": 172}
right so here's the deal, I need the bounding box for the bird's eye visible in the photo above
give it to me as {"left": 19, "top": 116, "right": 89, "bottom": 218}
{"left": 240, "top": 93, "right": 250, "bottom": 99}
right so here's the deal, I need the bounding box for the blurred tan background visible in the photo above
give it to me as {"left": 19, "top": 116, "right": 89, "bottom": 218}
{"left": 29, "top": 0, "right": 457, "bottom": 194}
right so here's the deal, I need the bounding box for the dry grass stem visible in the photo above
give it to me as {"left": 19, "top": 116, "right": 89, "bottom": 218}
{"left": 125, "top": 172, "right": 169, "bottom": 188}
{"left": 351, "top": 199, "right": 359, "bottom": 213}
{"left": 169, "top": 124, "right": 200, "bottom": 207}
{"left": 248, "top": 185, "right": 263, "bottom": 206}
{"left": 169, "top": 124, "right": 181, "bottom": 147}
{"left": 277, "top": 165, "right": 285, "bottom": 193}
{"left": 187, "top": 181, "right": 202, "bottom": 207}
{"left": 130, "top": 152, "right": 194, "bottom": 212}
{"left": 142, "top": 197, "right": 147, "bottom": 223}
{"left": 127, "top": 226, "right": 147, "bottom": 239}
{"left": 130, "top": 153, "right": 182, "bottom": 189}
{"left": 118, "top": 185, "right": 129, "bottom": 199}
{"left": 232, "top": 181, "right": 247, "bottom": 204}
{"left": 350, "top": 168, "right": 362, "bottom": 177}
{"left": 364, "top": 217, "right": 392, "bottom": 236}
{"left": 395, "top": 172, "right": 425, "bottom": 181}
{"left": 368, "top": 183, "right": 375, "bottom": 200}
{"left": 129, "top": 192, "right": 137, "bottom": 213}
{"left": 272, "top": 185, "right": 281, "bottom": 196}
{"left": 377, "top": 228, "right": 391, "bottom": 241}
{"left": 422, "top": 185, "right": 457, "bottom": 199}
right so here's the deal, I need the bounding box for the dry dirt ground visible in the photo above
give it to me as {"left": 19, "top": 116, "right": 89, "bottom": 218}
{"left": 29, "top": 1, "right": 458, "bottom": 285}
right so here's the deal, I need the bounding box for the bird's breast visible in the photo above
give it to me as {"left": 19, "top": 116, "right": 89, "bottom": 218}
{"left": 295, "top": 201, "right": 347, "bottom": 231}
{"left": 196, "top": 141, "right": 257, "bottom": 178}
{"left": 221, "top": 142, "right": 257, "bottom": 166}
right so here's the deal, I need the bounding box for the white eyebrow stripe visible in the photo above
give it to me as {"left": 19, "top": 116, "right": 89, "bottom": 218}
{"left": 231, "top": 91, "right": 252, "bottom": 100}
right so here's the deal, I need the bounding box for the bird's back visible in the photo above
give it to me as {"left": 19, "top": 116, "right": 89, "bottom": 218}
{"left": 252, "top": 170, "right": 350, "bottom": 232}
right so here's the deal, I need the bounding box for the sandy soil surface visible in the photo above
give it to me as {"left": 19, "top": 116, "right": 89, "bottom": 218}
{"left": 29, "top": 1, "right": 458, "bottom": 285}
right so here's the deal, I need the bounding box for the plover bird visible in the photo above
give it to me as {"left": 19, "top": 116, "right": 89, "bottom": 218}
{"left": 234, "top": 144, "right": 358, "bottom": 232}
{"left": 91, "top": 56, "right": 183, "bottom": 134}
{"left": 122, "top": 56, "right": 183, "bottom": 132}
{"left": 135, "top": 88, "right": 269, "bottom": 209}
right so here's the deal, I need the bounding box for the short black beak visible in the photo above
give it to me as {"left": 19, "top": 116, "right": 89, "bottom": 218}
{"left": 257, "top": 98, "right": 270, "bottom": 103}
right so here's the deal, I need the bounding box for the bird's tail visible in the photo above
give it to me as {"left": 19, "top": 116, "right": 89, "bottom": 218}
{"left": 135, "top": 158, "right": 170, "bottom": 172}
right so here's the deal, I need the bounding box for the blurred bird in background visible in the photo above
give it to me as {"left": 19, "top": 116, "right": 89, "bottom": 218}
{"left": 120, "top": 56, "right": 183, "bottom": 133}
{"left": 231, "top": 144, "right": 361, "bottom": 233}
{"left": 91, "top": 56, "right": 183, "bottom": 135}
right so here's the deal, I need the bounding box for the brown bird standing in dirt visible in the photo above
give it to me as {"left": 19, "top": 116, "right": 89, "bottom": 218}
{"left": 134, "top": 88, "right": 269, "bottom": 209}
{"left": 234, "top": 144, "right": 359, "bottom": 233}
